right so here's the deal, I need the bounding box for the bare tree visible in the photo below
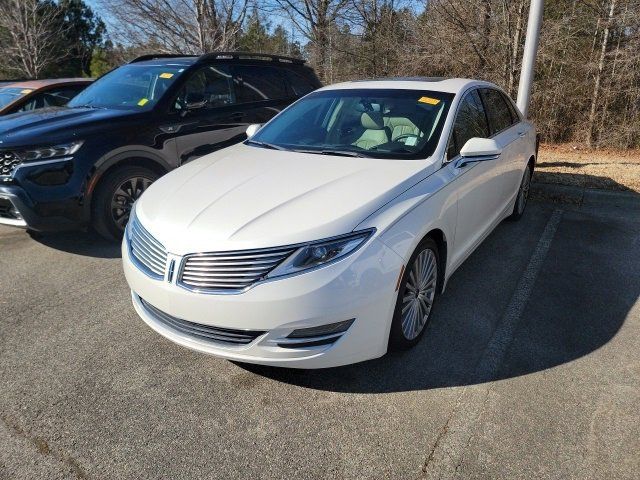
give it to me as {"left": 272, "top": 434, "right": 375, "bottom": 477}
{"left": 0, "top": 0, "right": 67, "bottom": 78}
{"left": 269, "top": 0, "right": 352, "bottom": 81}
{"left": 100, "top": 0, "right": 249, "bottom": 54}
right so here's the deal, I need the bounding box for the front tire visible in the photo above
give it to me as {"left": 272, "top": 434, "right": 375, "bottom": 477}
{"left": 92, "top": 166, "right": 159, "bottom": 241}
{"left": 389, "top": 238, "right": 440, "bottom": 350}
{"left": 508, "top": 165, "right": 532, "bottom": 221}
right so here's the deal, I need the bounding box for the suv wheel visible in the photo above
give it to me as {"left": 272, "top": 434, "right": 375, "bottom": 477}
{"left": 92, "top": 166, "right": 159, "bottom": 240}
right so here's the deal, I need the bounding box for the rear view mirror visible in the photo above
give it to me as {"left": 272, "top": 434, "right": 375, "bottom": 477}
{"left": 457, "top": 137, "right": 502, "bottom": 167}
{"left": 246, "top": 124, "right": 263, "bottom": 138}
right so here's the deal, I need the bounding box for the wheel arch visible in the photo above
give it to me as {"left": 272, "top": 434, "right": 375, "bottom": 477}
{"left": 83, "top": 152, "right": 170, "bottom": 220}
{"left": 419, "top": 228, "right": 448, "bottom": 294}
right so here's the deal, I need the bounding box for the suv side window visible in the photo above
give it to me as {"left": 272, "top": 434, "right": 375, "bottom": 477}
{"left": 447, "top": 89, "right": 489, "bottom": 160}
{"left": 232, "top": 65, "right": 288, "bottom": 103}
{"left": 284, "top": 70, "right": 316, "bottom": 97}
{"left": 481, "top": 88, "right": 514, "bottom": 135}
{"left": 174, "top": 64, "right": 233, "bottom": 111}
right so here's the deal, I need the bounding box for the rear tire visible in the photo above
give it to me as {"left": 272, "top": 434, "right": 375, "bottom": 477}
{"left": 389, "top": 238, "right": 440, "bottom": 350}
{"left": 508, "top": 165, "right": 532, "bottom": 221}
{"left": 91, "top": 166, "right": 159, "bottom": 241}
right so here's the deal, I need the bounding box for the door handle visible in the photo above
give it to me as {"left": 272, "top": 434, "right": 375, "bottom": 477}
{"left": 229, "top": 112, "right": 245, "bottom": 121}
{"left": 518, "top": 131, "right": 527, "bottom": 137}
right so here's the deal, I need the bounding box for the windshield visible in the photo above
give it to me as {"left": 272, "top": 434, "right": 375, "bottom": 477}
{"left": 248, "top": 88, "right": 454, "bottom": 159}
{"left": 0, "top": 87, "right": 30, "bottom": 109}
{"left": 68, "top": 63, "right": 186, "bottom": 110}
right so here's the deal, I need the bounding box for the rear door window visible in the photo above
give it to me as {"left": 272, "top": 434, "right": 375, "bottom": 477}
{"left": 232, "top": 65, "right": 287, "bottom": 103}
{"left": 174, "top": 65, "right": 233, "bottom": 111}
{"left": 481, "top": 88, "right": 514, "bottom": 135}
{"left": 447, "top": 89, "right": 490, "bottom": 160}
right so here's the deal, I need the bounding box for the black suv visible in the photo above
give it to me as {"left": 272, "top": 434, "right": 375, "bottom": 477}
{"left": 0, "top": 52, "right": 321, "bottom": 239}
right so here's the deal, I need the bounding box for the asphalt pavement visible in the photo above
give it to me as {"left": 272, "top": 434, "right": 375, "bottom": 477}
{"left": 1, "top": 192, "right": 639, "bottom": 479}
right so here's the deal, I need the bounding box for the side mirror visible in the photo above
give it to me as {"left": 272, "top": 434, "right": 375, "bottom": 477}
{"left": 245, "top": 123, "right": 263, "bottom": 138}
{"left": 457, "top": 137, "right": 502, "bottom": 167}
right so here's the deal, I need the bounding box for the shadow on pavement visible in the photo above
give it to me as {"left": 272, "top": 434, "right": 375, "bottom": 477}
{"left": 237, "top": 201, "right": 639, "bottom": 393}
{"left": 29, "top": 229, "right": 122, "bottom": 259}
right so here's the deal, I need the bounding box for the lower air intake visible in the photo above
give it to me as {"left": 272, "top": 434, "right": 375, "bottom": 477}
{"left": 139, "top": 297, "right": 265, "bottom": 346}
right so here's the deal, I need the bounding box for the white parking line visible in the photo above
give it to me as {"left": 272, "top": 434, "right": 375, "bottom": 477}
{"left": 422, "top": 208, "right": 564, "bottom": 478}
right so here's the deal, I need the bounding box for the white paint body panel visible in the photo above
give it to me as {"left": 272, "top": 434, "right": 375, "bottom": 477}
{"left": 123, "top": 78, "right": 537, "bottom": 368}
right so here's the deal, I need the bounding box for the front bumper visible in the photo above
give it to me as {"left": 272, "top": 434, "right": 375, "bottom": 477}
{"left": 123, "top": 236, "right": 404, "bottom": 369}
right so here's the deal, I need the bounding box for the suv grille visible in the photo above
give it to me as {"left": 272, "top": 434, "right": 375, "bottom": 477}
{"left": 139, "top": 296, "right": 265, "bottom": 345}
{"left": 129, "top": 217, "right": 168, "bottom": 279}
{"left": 1, "top": 151, "right": 20, "bottom": 176}
{"left": 179, "top": 246, "right": 296, "bottom": 292}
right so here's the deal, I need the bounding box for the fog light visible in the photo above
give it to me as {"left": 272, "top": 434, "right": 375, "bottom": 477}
{"left": 287, "top": 319, "right": 354, "bottom": 339}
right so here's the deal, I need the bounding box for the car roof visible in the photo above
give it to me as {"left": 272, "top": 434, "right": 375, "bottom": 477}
{"left": 317, "top": 78, "right": 495, "bottom": 95}
{"left": 130, "top": 57, "right": 198, "bottom": 67}
{"left": 1, "top": 78, "right": 94, "bottom": 89}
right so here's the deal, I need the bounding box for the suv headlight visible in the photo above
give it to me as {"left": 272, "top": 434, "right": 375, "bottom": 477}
{"left": 17, "top": 140, "right": 84, "bottom": 162}
{"left": 267, "top": 229, "right": 375, "bottom": 279}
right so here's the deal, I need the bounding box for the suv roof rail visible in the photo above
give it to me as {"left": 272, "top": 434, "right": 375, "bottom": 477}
{"left": 130, "top": 54, "right": 197, "bottom": 63}
{"left": 198, "top": 51, "right": 306, "bottom": 65}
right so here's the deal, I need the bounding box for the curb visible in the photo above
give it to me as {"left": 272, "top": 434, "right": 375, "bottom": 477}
{"left": 530, "top": 182, "right": 640, "bottom": 209}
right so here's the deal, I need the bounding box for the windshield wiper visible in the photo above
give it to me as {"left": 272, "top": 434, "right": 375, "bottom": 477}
{"left": 245, "top": 140, "right": 289, "bottom": 151}
{"left": 70, "top": 104, "right": 106, "bottom": 110}
{"left": 292, "top": 148, "right": 366, "bottom": 158}
{"left": 319, "top": 149, "right": 365, "bottom": 158}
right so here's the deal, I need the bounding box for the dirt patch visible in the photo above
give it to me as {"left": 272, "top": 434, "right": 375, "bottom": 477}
{"left": 533, "top": 144, "right": 640, "bottom": 193}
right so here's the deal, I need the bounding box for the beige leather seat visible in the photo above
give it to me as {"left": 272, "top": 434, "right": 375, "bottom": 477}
{"left": 384, "top": 116, "right": 422, "bottom": 141}
{"left": 352, "top": 112, "right": 390, "bottom": 150}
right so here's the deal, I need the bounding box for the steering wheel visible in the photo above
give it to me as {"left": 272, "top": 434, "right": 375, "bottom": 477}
{"left": 394, "top": 133, "right": 420, "bottom": 144}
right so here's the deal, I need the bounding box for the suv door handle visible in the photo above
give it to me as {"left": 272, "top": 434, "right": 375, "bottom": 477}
{"left": 229, "top": 112, "right": 245, "bottom": 121}
{"left": 518, "top": 131, "right": 527, "bottom": 137}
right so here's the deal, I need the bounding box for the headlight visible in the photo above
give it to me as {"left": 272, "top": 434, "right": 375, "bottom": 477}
{"left": 267, "top": 229, "right": 375, "bottom": 279}
{"left": 17, "top": 140, "right": 84, "bottom": 162}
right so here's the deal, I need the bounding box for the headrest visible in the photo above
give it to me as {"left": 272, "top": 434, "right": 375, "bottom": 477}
{"left": 361, "top": 111, "right": 385, "bottom": 130}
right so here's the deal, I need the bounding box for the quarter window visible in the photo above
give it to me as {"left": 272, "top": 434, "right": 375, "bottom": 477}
{"left": 481, "top": 88, "right": 514, "bottom": 135}
{"left": 233, "top": 66, "right": 287, "bottom": 102}
{"left": 284, "top": 70, "right": 316, "bottom": 97}
{"left": 447, "top": 90, "right": 489, "bottom": 160}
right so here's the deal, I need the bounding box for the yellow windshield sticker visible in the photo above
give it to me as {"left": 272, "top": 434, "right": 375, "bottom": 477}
{"left": 418, "top": 96, "right": 440, "bottom": 105}
{"left": 137, "top": 98, "right": 149, "bottom": 106}
{"left": 21, "top": 89, "right": 33, "bottom": 94}
{"left": 159, "top": 72, "right": 174, "bottom": 79}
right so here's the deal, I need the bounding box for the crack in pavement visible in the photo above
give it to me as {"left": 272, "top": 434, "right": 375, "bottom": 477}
{"left": 0, "top": 412, "right": 88, "bottom": 479}
{"left": 420, "top": 209, "right": 564, "bottom": 479}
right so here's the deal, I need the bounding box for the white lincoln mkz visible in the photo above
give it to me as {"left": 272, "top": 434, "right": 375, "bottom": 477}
{"left": 122, "top": 78, "right": 537, "bottom": 368}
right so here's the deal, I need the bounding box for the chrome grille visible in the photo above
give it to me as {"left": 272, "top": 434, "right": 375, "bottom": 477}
{"left": 179, "top": 246, "right": 296, "bottom": 292}
{"left": 129, "top": 217, "right": 168, "bottom": 279}
{"left": 139, "top": 296, "right": 265, "bottom": 345}
{"left": 0, "top": 151, "right": 20, "bottom": 176}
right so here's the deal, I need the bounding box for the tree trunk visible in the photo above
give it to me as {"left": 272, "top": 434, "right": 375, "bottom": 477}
{"left": 587, "top": 0, "right": 616, "bottom": 147}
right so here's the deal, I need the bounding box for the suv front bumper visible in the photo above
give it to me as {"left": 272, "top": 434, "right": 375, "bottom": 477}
{"left": 0, "top": 184, "right": 78, "bottom": 231}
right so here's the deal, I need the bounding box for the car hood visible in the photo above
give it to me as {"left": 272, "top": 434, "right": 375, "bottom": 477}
{"left": 136, "top": 144, "right": 433, "bottom": 254}
{"left": 0, "top": 107, "right": 138, "bottom": 146}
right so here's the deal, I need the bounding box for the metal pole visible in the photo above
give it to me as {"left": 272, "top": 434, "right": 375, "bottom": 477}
{"left": 516, "top": 0, "right": 544, "bottom": 117}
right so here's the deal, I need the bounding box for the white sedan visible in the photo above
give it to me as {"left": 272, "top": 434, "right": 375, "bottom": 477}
{"left": 122, "top": 78, "right": 537, "bottom": 368}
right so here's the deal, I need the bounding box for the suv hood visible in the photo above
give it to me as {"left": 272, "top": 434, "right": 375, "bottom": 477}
{"left": 0, "top": 107, "right": 139, "bottom": 146}
{"left": 136, "top": 144, "right": 433, "bottom": 254}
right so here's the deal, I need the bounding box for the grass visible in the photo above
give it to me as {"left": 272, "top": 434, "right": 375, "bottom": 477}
{"left": 533, "top": 144, "right": 640, "bottom": 193}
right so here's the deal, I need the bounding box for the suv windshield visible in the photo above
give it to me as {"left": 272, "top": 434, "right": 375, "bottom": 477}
{"left": 248, "top": 88, "right": 454, "bottom": 159}
{"left": 68, "top": 63, "right": 185, "bottom": 110}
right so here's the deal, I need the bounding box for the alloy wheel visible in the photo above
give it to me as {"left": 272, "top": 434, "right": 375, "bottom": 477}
{"left": 401, "top": 249, "right": 438, "bottom": 340}
{"left": 110, "top": 176, "right": 152, "bottom": 230}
